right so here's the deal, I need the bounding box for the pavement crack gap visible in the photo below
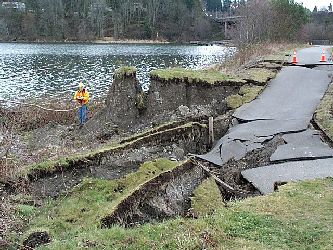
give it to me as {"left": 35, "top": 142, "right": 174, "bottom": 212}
{"left": 235, "top": 118, "right": 274, "bottom": 124}
{"left": 270, "top": 155, "right": 333, "bottom": 164}
{"left": 287, "top": 64, "right": 318, "bottom": 69}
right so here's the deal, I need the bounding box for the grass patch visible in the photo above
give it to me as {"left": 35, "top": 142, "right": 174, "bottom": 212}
{"left": 114, "top": 66, "right": 136, "bottom": 79}
{"left": 23, "top": 158, "right": 179, "bottom": 247}
{"left": 315, "top": 82, "right": 333, "bottom": 139}
{"left": 21, "top": 176, "right": 332, "bottom": 249}
{"left": 150, "top": 68, "right": 241, "bottom": 84}
{"left": 243, "top": 68, "right": 277, "bottom": 83}
{"left": 227, "top": 84, "right": 264, "bottom": 109}
{"left": 190, "top": 178, "right": 223, "bottom": 216}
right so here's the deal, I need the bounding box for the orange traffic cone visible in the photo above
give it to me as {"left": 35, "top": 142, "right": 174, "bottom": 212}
{"left": 319, "top": 48, "right": 326, "bottom": 62}
{"left": 291, "top": 50, "right": 298, "bottom": 64}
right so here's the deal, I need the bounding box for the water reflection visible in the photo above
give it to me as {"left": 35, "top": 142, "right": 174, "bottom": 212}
{"left": 0, "top": 43, "right": 235, "bottom": 101}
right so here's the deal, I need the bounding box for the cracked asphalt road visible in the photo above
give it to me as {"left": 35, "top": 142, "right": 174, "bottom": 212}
{"left": 196, "top": 46, "right": 333, "bottom": 194}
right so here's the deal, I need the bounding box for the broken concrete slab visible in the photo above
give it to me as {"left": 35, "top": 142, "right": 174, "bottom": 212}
{"left": 227, "top": 119, "right": 308, "bottom": 140}
{"left": 194, "top": 119, "right": 307, "bottom": 166}
{"left": 241, "top": 158, "right": 333, "bottom": 194}
{"left": 195, "top": 59, "right": 332, "bottom": 172}
{"left": 234, "top": 67, "right": 331, "bottom": 122}
{"left": 220, "top": 140, "right": 247, "bottom": 162}
{"left": 270, "top": 129, "right": 333, "bottom": 162}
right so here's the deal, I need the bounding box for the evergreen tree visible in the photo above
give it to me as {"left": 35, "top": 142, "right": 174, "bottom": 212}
{"left": 270, "top": 0, "right": 310, "bottom": 41}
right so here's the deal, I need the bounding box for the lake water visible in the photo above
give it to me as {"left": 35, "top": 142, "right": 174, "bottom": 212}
{"left": 0, "top": 43, "right": 235, "bottom": 102}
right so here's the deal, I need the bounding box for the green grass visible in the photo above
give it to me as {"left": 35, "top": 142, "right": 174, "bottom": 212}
{"left": 150, "top": 68, "right": 242, "bottom": 84}
{"left": 315, "top": 82, "right": 333, "bottom": 139}
{"left": 227, "top": 84, "right": 264, "bottom": 109}
{"left": 244, "top": 68, "right": 277, "bottom": 84}
{"left": 21, "top": 175, "right": 332, "bottom": 250}
{"left": 114, "top": 66, "right": 136, "bottom": 79}
{"left": 22, "top": 159, "right": 179, "bottom": 247}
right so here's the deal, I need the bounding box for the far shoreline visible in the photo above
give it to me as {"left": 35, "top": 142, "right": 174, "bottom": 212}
{"left": 0, "top": 38, "right": 235, "bottom": 46}
{"left": 0, "top": 38, "right": 172, "bottom": 44}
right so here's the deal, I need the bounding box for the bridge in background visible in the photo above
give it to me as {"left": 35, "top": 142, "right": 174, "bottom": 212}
{"left": 213, "top": 16, "right": 242, "bottom": 38}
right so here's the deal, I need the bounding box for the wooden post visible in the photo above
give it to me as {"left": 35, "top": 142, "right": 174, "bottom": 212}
{"left": 209, "top": 117, "right": 214, "bottom": 147}
{"left": 224, "top": 21, "right": 227, "bottom": 38}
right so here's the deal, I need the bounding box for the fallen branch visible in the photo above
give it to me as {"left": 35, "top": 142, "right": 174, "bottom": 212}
{"left": 191, "top": 158, "right": 250, "bottom": 197}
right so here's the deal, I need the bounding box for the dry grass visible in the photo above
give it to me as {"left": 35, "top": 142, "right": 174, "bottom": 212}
{"left": 0, "top": 99, "right": 105, "bottom": 180}
{"left": 219, "top": 42, "right": 307, "bottom": 72}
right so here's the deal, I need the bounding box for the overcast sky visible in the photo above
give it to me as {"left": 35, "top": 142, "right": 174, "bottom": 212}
{"left": 294, "top": 0, "right": 331, "bottom": 11}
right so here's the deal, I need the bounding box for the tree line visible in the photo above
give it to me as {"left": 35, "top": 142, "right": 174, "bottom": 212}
{"left": 204, "top": 0, "right": 332, "bottom": 45}
{"left": 304, "top": 11, "right": 333, "bottom": 42}
{"left": 0, "top": 0, "right": 332, "bottom": 44}
{"left": 0, "top": 0, "right": 222, "bottom": 42}
{"left": 230, "top": 0, "right": 310, "bottom": 45}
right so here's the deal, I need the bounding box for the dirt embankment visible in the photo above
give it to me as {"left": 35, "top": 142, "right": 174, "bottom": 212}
{"left": 101, "top": 160, "right": 208, "bottom": 228}
{"left": 26, "top": 69, "right": 241, "bottom": 199}
{"left": 2, "top": 61, "right": 283, "bottom": 239}
{"left": 84, "top": 69, "right": 241, "bottom": 138}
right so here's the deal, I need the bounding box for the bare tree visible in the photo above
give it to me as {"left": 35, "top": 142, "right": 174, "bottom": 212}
{"left": 90, "top": 0, "right": 106, "bottom": 38}
{"left": 231, "top": 0, "right": 272, "bottom": 46}
{"left": 0, "top": 19, "right": 9, "bottom": 37}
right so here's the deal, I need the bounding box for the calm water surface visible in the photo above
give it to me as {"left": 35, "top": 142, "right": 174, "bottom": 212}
{"left": 0, "top": 43, "right": 235, "bottom": 101}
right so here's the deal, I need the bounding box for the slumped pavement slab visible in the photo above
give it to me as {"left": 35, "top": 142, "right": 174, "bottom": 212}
{"left": 270, "top": 129, "right": 333, "bottom": 162}
{"left": 195, "top": 48, "right": 333, "bottom": 194}
{"left": 241, "top": 159, "right": 333, "bottom": 194}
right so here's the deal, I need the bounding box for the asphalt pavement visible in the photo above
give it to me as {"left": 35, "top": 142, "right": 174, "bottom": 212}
{"left": 288, "top": 46, "right": 333, "bottom": 65}
{"left": 195, "top": 46, "right": 333, "bottom": 194}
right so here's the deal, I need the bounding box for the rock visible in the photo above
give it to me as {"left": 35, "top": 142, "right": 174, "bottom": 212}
{"left": 23, "top": 231, "right": 51, "bottom": 249}
{"left": 178, "top": 105, "right": 190, "bottom": 116}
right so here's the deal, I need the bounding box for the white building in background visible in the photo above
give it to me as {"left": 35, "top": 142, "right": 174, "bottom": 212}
{"left": 1, "top": 2, "right": 26, "bottom": 11}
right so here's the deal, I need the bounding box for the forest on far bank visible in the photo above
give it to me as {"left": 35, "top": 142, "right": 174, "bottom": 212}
{"left": 0, "top": 0, "right": 223, "bottom": 42}
{"left": 0, "top": 0, "right": 332, "bottom": 44}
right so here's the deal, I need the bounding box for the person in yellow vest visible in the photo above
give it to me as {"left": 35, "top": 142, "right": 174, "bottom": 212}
{"left": 74, "top": 82, "right": 89, "bottom": 126}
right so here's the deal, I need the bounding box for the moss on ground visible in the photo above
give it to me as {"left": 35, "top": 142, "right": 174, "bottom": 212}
{"left": 150, "top": 68, "right": 242, "bottom": 84}
{"left": 315, "top": 82, "right": 333, "bottom": 139}
{"left": 21, "top": 158, "right": 179, "bottom": 247}
{"left": 243, "top": 68, "right": 277, "bottom": 84}
{"left": 20, "top": 177, "right": 332, "bottom": 249}
{"left": 227, "top": 84, "right": 264, "bottom": 109}
{"left": 114, "top": 66, "right": 136, "bottom": 79}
